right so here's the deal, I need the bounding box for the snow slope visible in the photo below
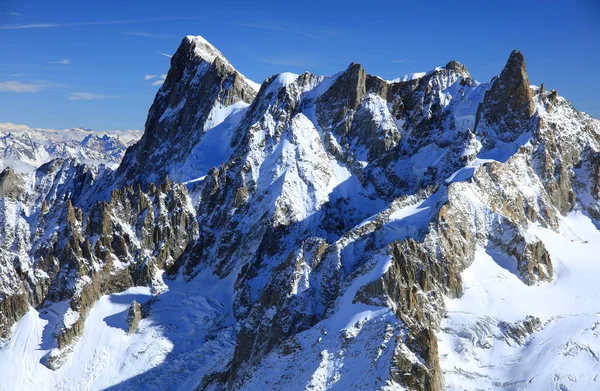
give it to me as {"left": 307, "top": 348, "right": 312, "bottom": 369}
{"left": 439, "top": 211, "right": 600, "bottom": 390}
{"left": 0, "top": 269, "right": 238, "bottom": 391}
{"left": 0, "top": 287, "right": 154, "bottom": 391}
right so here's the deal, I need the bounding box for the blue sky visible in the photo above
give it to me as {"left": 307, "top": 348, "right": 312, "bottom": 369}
{"left": 0, "top": 0, "right": 598, "bottom": 131}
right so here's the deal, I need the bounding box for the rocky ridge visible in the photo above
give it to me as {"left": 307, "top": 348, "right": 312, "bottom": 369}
{"left": 0, "top": 37, "right": 599, "bottom": 391}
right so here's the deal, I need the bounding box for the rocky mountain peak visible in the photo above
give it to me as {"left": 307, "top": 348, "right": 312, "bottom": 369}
{"left": 319, "top": 62, "right": 366, "bottom": 111}
{"left": 117, "top": 36, "right": 259, "bottom": 185}
{"left": 183, "top": 35, "right": 224, "bottom": 64}
{"left": 475, "top": 49, "right": 536, "bottom": 145}
{"left": 444, "top": 59, "right": 470, "bottom": 77}
{"left": 315, "top": 62, "right": 366, "bottom": 132}
{"left": 498, "top": 50, "right": 532, "bottom": 102}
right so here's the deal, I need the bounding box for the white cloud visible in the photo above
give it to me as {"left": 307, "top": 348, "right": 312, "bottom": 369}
{"left": 124, "top": 31, "right": 173, "bottom": 39}
{"left": 145, "top": 74, "right": 157, "bottom": 80}
{"left": 0, "top": 16, "right": 202, "bottom": 30}
{"left": 158, "top": 52, "right": 172, "bottom": 58}
{"left": 9, "top": 73, "right": 24, "bottom": 77}
{"left": 51, "top": 58, "right": 71, "bottom": 65}
{"left": 69, "top": 92, "right": 110, "bottom": 100}
{"left": 0, "top": 81, "right": 52, "bottom": 92}
{"left": 258, "top": 55, "right": 315, "bottom": 67}
{"left": 391, "top": 59, "right": 407, "bottom": 63}
{"left": 151, "top": 74, "right": 167, "bottom": 86}
{"left": 234, "top": 22, "right": 322, "bottom": 39}
{"left": 0, "top": 23, "right": 57, "bottom": 29}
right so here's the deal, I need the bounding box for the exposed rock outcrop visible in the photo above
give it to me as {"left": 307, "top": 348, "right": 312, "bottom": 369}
{"left": 499, "top": 315, "right": 542, "bottom": 345}
{"left": 126, "top": 300, "right": 142, "bottom": 334}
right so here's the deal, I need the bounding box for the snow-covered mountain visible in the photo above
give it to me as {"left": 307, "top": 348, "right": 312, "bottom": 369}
{"left": 0, "top": 123, "right": 142, "bottom": 172}
{"left": 1, "top": 36, "right": 600, "bottom": 391}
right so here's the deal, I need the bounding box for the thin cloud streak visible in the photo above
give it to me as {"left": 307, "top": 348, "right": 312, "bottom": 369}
{"left": 124, "top": 31, "right": 174, "bottom": 39}
{"left": 69, "top": 92, "right": 112, "bottom": 100}
{"left": 391, "top": 59, "right": 407, "bottom": 63}
{"left": 145, "top": 75, "right": 157, "bottom": 80}
{"left": 234, "top": 22, "right": 322, "bottom": 39}
{"left": 151, "top": 74, "right": 167, "bottom": 86}
{"left": 0, "top": 16, "right": 203, "bottom": 30}
{"left": 0, "top": 81, "right": 57, "bottom": 93}
{"left": 258, "top": 55, "right": 316, "bottom": 67}
{"left": 158, "top": 52, "right": 173, "bottom": 58}
{"left": 51, "top": 59, "right": 71, "bottom": 65}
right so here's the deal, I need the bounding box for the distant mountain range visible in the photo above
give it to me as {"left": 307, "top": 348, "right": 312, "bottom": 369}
{"left": 0, "top": 123, "right": 141, "bottom": 172}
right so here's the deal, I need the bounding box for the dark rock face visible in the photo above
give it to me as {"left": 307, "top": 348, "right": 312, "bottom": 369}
{"left": 353, "top": 239, "right": 454, "bottom": 391}
{"left": 316, "top": 63, "right": 402, "bottom": 164}
{"left": 316, "top": 62, "right": 367, "bottom": 135}
{"left": 475, "top": 50, "right": 536, "bottom": 145}
{"left": 0, "top": 294, "right": 29, "bottom": 340}
{"left": 0, "top": 167, "right": 23, "bottom": 199}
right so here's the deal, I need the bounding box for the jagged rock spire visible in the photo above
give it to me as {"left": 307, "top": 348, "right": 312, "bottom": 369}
{"left": 475, "top": 49, "right": 535, "bottom": 144}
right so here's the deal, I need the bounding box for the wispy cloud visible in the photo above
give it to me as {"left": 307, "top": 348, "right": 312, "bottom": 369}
{"left": 9, "top": 73, "right": 24, "bottom": 77}
{"left": 1, "top": 23, "right": 64, "bottom": 29}
{"left": 69, "top": 92, "right": 112, "bottom": 100}
{"left": 7, "top": 12, "right": 22, "bottom": 16}
{"left": 157, "top": 52, "right": 172, "bottom": 58}
{"left": 145, "top": 74, "right": 157, "bottom": 80}
{"left": 0, "top": 16, "right": 202, "bottom": 30}
{"left": 0, "top": 81, "right": 57, "bottom": 92}
{"left": 258, "top": 55, "right": 316, "bottom": 67}
{"left": 124, "top": 31, "right": 173, "bottom": 39}
{"left": 151, "top": 74, "right": 167, "bottom": 86}
{"left": 391, "top": 59, "right": 408, "bottom": 63}
{"left": 234, "top": 22, "right": 321, "bottom": 39}
{"left": 51, "top": 58, "right": 71, "bottom": 65}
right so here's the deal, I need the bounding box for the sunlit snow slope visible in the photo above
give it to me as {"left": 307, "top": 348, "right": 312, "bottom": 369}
{"left": 440, "top": 212, "right": 600, "bottom": 390}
